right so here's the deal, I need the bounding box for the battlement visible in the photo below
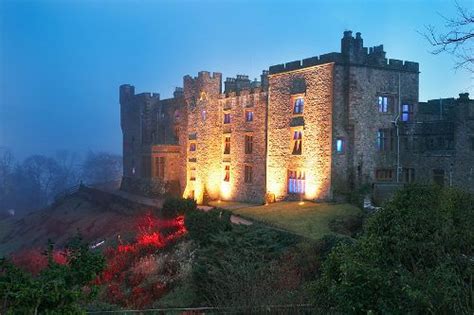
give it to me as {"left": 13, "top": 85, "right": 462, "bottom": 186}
{"left": 269, "top": 30, "right": 419, "bottom": 75}
{"left": 224, "top": 70, "right": 267, "bottom": 95}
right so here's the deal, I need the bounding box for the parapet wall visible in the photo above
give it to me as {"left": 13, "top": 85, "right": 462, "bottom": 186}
{"left": 269, "top": 54, "right": 419, "bottom": 75}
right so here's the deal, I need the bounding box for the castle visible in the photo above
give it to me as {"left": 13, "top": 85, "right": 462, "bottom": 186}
{"left": 120, "top": 31, "right": 474, "bottom": 204}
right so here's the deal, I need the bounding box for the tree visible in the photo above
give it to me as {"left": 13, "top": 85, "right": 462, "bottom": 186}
{"left": 312, "top": 185, "right": 474, "bottom": 313}
{"left": 81, "top": 151, "right": 122, "bottom": 185}
{"left": 423, "top": 1, "right": 474, "bottom": 72}
{"left": 0, "top": 235, "right": 105, "bottom": 314}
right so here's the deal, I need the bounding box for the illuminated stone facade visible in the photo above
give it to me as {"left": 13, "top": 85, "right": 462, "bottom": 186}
{"left": 120, "top": 30, "right": 473, "bottom": 204}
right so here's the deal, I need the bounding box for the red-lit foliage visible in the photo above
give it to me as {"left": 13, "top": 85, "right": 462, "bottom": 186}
{"left": 95, "top": 212, "right": 187, "bottom": 308}
{"left": 11, "top": 248, "right": 67, "bottom": 275}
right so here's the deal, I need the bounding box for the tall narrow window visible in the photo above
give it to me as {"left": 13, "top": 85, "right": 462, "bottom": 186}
{"left": 155, "top": 157, "right": 165, "bottom": 179}
{"left": 378, "top": 96, "right": 390, "bottom": 113}
{"left": 189, "top": 142, "right": 196, "bottom": 152}
{"left": 292, "top": 131, "right": 303, "bottom": 155}
{"left": 245, "top": 135, "right": 253, "bottom": 154}
{"left": 189, "top": 167, "right": 196, "bottom": 181}
{"left": 377, "top": 129, "right": 389, "bottom": 151}
{"left": 245, "top": 110, "right": 254, "bottom": 122}
{"left": 433, "top": 169, "right": 445, "bottom": 186}
{"left": 288, "top": 170, "right": 305, "bottom": 194}
{"left": 336, "top": 138, "right": 345, "bottom": 153}
{"left": 224, "top": 165, "right": 230, "bottom": 182}
{"left": 244, "top": 165, "right": 253, "bottom": 183}
{"left": 403, "top": 168, "right": 415, "bottom": 183}
{"left": 224, "top": 136, "right": 231, "bottom": 154}
{"left": 293, "top": 97, "right": 304, "bottom": 114}
{"left": 224, "top": 113, "right": 231, "bottom": 124}
{"left": 401, "top": 104, "right": 413, "bottom": 122}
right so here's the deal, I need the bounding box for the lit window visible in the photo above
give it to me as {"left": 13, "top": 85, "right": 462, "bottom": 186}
{"left": 189, "top": 142, "right": 196, "bottom": 152}
{"left": 224, "top": 165, "right": 230, "bottom": 182}
{"left": 401, "top": 104, "right": 413, "bottom": 122}
{"left": 201, "top": 110, "right": 207, "bottom": 121}
{"left": 224, "top": 113, "right": 231, "bottom": 124}
{"left": 375, "top": 169, "right": 393, "bottom": 181}
{"left": 245, "top": 110, "right": 254, "bottom": 122}
{"left": 288, "top": 170, "right": 305, "bottom": 194}
{"left": 190, "top": 167, "right": 196, "bottom": 181}
{"left": 292, "top": 131, "right": 302, "bottom": 155}
{"left": 155, "top": 157, "right": 165, "bottom": 180}
{"left": 224, "top": 136, "right": 231, "bottom": 154}
{"left": 244, "top": 165, "right": 253, "bottom": 183}
{"left": 336, "top": 138, "right": 345, "bottom": 153}
{"left": 293, "top": 97, "right": 304, "bottom": 114}
{"left": 245, "top": 135, "right": 253, "bottom": 154}
{"left": 378, "top": 96, "right": 390, "bottom": 113}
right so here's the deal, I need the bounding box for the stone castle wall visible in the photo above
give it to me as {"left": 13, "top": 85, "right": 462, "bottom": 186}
{"left": 267, "top": 63, "right": 334, "bottom": 201}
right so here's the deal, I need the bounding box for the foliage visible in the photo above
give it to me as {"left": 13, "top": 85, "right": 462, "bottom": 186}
{"left": 161, "top": 197, "right": 197, "bottom": 218}
{"left": 94, "top": 213, "right": 188, "bottom": 309}
{"left": 184, "top": 208, "right": 232, "bottom": 245}
{"left": 0, "top": 150, "right": 81, "bottom": 215}
{"left": 81, "top": 151, "right": 122, "bottom": 185}
{"left": 0, "top": 235, "right": 105, "bottom": 314}
{"left": 189, "top": 212, "right": 300, "bottom": 307}
{"left": 312, "top": 185, "right": 474, "bottom": 314}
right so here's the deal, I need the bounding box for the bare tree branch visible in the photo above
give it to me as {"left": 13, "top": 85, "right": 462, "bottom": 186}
{"left": 421, "top": 1, "right": 474, "bottom": 72}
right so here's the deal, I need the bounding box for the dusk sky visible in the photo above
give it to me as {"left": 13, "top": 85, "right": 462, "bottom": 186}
{"left": 1, "top": 0, "right": 473, "bottom": 160}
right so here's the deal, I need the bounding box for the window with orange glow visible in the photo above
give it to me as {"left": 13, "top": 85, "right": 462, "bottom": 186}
{"left": 224, "top": 136, "right": 231, "bottom": 154}
{"left": 292, "top": 131, "right": 303, "bottom": 155}
{"left": 224, "top": 165, "right": 230, "bottom": 182}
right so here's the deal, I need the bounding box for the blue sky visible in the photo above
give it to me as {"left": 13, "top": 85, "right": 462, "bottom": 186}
{"left": 1, "top": 0, "right": 472, "bottom": 159}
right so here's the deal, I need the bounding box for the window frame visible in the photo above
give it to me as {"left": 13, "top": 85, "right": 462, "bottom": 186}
{"left": 244, "top": 165, "right": 253, "bottom": 183}
{"left": 154, "top": 156, "right": 165, "bottom": 180}
{"left": 245, "top": 110, "right": 254, "bottom": 122}
{"left": 224, "top": 136, "right": 231, "bottom": 155}
{"left": 291, "top": 130, "right": 303, "bottom": 155}
{"left": 336, "top": 137, "right": 345, "bottom": 154}
{"left": 223, "top": 113, "right": 231, "bottom": 124}
{"left": 245, "top": 135, "right": 253, "bottom": 154}
{"left": 223, "top": 164, "right": 230, "bottom": 182}
{"left": 401, "top": 103, "right": 414, "bottom": 122}
{"left": 377, "top": 95, "right": 391, "bottom": 113}
{"left": 291, "top": 94, "right": 305, "bottom": 115}
{"left": 287, "top": 170, "right": 306, "bottom": 194}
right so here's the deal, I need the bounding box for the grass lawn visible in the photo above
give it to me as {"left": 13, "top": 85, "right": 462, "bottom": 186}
{"left": 213, "top": 201, "right": 362, "bottom": 240}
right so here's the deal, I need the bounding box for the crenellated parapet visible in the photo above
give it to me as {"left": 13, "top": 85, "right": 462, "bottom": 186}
{"left": 269, "top": 30, "right": 419, "bottom": 75}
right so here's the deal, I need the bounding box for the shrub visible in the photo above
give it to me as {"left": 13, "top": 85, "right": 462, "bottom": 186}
{"left": 312, "top": 185, "right": 474, "bottom": 314}
{"left": 161, "top": 197, "right": 197, "bottom": 218}
{"left": 184, "top": 208, "right": 232, "bottom": 245}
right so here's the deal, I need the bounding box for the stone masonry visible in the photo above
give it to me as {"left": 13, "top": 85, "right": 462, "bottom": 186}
{"left": 119, "top": 30, "right": 474, "bottom": 204}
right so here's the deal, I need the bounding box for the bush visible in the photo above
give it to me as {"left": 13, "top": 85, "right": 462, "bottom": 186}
{"left": 312, "top": 185, "right": 474, "bottom": 314}
{"left": 161, "top": 197, "right": 197, "bottom": 218}
{"left": 184, "top": 208, "right": 232, "bottom": 245}
{"left": 192, "top": 224, "right": 300, "bottom": 307}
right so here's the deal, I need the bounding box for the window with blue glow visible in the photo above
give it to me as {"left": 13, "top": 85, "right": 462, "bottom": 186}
{"left": 293, "top": 97, "right": 304, "bottom": 114}
{"left": 288, "top": 170, "right": 305, "bottom": 194}
{"left": 336, "top": 138, "right": 345, "bottom": 153}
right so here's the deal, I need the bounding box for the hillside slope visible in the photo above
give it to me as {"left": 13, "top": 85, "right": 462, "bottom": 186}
{"left": 0, "top": 189, "right": 154, "bottom": 257}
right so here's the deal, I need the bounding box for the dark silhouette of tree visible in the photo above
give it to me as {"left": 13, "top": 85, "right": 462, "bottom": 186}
{"left": 422, "top": 1, "right": 474, "bottom": 72}
{"left": 81, "top": 151, "right": 122, "bottom": 185}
